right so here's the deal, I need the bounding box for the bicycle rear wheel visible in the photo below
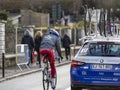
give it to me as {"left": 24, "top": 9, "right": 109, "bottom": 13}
{"left": 43, "top": 69, "right": 49, "bottom": 90}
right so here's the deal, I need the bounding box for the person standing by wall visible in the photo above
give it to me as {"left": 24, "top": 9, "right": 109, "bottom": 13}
{"left": 34, "top": 31, "right": 43, "bottom": 68}
{"left": 21, "top": 29, "right": 34, "bottom": 65}
{"left": 62, "top": 33, "right": 71, "bottom": 60}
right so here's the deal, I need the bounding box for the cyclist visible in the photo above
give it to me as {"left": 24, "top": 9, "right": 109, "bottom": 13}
{"left": 39, "top": 28, "right": 63, "bottom": 89}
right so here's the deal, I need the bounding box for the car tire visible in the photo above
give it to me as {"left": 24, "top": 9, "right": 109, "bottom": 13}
{"left": 71, "top": 85, "right": 82, "bottom": 90}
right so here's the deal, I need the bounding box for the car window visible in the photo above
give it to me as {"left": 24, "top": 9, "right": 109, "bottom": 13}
{"left": 78, "top": 42, "right": 120, "bottom": 57}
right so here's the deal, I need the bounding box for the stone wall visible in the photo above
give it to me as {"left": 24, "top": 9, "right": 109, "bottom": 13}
{"left": 5, "top": 29, "right": 25, "bottom": 53}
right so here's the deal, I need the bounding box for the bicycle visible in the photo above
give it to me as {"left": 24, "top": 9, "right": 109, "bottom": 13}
{"left": 42, "top": 54, "right": 57, "bottom": 90}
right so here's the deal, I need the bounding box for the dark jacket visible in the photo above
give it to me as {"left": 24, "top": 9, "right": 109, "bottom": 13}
{"left": 62, "top": 34, "right": 71, "bottom": 48}
{"left": 21, "top": 30, "right": 34, "bottom": 50}
{"left": 35, "top": 37, "right": 42, "bottom": 52}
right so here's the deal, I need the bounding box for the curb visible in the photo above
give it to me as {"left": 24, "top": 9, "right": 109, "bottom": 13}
{"left": 0, "top": 61, "right": 71, "bottom": 83}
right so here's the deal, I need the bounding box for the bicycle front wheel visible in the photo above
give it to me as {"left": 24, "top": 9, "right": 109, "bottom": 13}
{"left": 43, "top": 70, "right": 49, "bottom": 90}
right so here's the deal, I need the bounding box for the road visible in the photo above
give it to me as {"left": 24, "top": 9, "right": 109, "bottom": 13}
{"left": 0, "top": 64, "right": 71, "bottom": 90}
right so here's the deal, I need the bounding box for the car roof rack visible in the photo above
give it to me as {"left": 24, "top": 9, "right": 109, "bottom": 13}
{"left": 79, "top": 33, "right": 120, "bottom": 44}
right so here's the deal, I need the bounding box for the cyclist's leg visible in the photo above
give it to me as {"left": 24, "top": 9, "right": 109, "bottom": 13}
{"left": 48, "top": 50, "right": 56, "bottom": 89}
{"left": 40, "top": 49, "right": 56, "bottom": 79}
{"left": 48, "top": 50, "right": 56, "bottom": 78}
{"left": 39, "top": 49, "right": 48, "bottom": 69}
{"left": 50, "top": 62, "right": 56, "bottom": 89}
{"left": 40, "top": 49, "right": 50, "bottom": 90}
{"left": 50, "top": 62, "right": 56, "bottom": 78}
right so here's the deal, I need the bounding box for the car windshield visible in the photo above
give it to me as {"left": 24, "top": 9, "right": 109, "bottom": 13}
{"left": 79, "top": 42, "right": 120, "bottom": 57}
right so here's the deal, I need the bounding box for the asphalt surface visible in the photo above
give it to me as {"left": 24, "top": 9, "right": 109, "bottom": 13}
{"left": 0, "top": 58, "right": 71, "bottom": 83}
{"left": 0, "top": 64, "right": 71, "bottom": 90}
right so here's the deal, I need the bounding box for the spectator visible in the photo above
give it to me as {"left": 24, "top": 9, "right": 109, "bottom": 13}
{"left": 34, "top": 31, "right": 43, "bottom": 67}
{"left": 21, "top": 29, "right": 34, "bottom": 65}
{"left": 62, "top": 33, "right": 71, "bottom": 60}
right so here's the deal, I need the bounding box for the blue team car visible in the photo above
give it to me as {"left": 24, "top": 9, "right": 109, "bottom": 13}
{"left": 70, "top": 36, "right": 120, "bottom": 90}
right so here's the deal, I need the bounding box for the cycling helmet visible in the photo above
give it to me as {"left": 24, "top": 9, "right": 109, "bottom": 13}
{"left": 49, "top": 28, "right": 59, "bottom": 37}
